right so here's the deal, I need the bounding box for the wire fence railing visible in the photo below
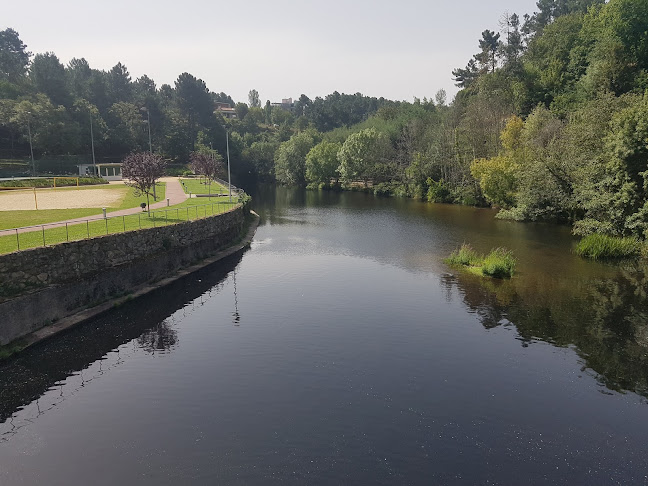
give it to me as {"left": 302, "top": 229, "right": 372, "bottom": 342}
{"left": 0, "top": 200, "right": 241, "bottom": 255}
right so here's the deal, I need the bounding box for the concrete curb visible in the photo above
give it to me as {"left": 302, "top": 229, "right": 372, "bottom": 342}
{"left": 4, "top": 210, "right": 260, "bottom": 358}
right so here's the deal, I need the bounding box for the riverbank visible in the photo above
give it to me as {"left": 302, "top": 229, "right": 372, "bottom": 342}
{"left": 0, "top": 207, "right": 258, "bottom": 359}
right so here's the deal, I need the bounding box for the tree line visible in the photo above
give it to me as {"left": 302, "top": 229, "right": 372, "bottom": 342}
{"left": 2, "top": 0, "right": 648, "bottom": 239}
{"left": 268, "top": 0, "right": 648, "bottom": 240}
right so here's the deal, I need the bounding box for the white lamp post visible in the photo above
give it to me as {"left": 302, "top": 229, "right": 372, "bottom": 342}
{"left": 223, "top": 125, "right": 232, "bottom": 203}
{"left": 90, "top": 110, "right": 97, "bottom": 176}
{"left": 27, "top": 112, "right": 35, "bottom": 177}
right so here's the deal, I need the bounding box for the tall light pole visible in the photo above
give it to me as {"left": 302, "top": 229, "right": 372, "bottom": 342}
{"left": 89, "top": 110, "right": 97, "bottom": 176}
{"left": 145, "top": 108, "right": 152, "bottom": 153}
{"left": 26, "top": 112, "right": 35, "bottom": 177}
{"left": 224, "top": 126, "right": 231, "bottom": 203}
{"left": 142, "top": 107, "right": 155, "bottom": 198}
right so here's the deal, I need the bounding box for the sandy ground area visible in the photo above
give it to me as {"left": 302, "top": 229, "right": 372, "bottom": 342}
{"left": 0, "top": 187, "right": 126, "bottom": 211}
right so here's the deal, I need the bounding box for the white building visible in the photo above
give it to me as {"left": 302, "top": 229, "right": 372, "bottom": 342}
{"left": 78, "top": 163, "right": 123, "bottom": 181}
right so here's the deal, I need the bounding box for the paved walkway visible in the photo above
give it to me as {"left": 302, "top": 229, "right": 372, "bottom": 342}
{"left": 1, "top": 177, "right": 189, "bottom": 235}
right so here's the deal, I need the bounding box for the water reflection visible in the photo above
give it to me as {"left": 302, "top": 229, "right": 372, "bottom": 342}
{"left": 136, "top": 320, "right": 178, "bottom": 354}
{"left": 443, "top": 262, "right": 648, "bottom": 397}
{"left": 0, "top": 252, "right": 245, "bottom": 425}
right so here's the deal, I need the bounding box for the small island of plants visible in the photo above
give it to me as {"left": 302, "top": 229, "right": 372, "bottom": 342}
{"left": 445, "top": 244, "right": 516, "bottom": 279}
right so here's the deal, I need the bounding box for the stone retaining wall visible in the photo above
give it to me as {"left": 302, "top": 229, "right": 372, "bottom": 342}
{"left": 0, "top": 206, "right": 246, "bottom": 345}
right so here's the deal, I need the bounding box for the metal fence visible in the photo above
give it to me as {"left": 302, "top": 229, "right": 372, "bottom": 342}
{"left": 0, "top": 200, "right": 241, "bottom": 254}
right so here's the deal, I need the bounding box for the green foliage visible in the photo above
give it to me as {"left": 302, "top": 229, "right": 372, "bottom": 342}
{"left": 481, "top": 248, "right": 517, "bottom": 278}
{"left": 305, "top": 140, "right": 341, "bottom": 184}
{"left": 0, "top": 177, "right": 106, "bottom": 188}
{"left": 445, "top": 244, "right": 516, "bottom": 278}
{"left": 575, "top": 233, "right": 643, "bottom": 260}
{"left": 426, "top": 178, "right": 452, "bottom": 203}
{"left": 274, "top": 131, "right": 319, "bottom": 185}
{"left": 338, "top": 128, "right": 391, "bottom": 184}
{"left": 445, "top": 244, "right": 482, "bottom": 266}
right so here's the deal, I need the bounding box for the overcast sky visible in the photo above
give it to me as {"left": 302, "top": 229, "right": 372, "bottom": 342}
{"left": 4, "top": 0, "right": 540, "bottom": 104}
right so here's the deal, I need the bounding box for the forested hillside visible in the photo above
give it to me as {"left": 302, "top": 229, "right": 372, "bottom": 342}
{"left": 1, "top": 0, "right": 647, "bottom": 237}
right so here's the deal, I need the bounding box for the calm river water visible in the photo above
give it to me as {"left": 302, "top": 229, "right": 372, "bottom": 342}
{"left": 1, "top": 186, "right": 648, "bottom": 485}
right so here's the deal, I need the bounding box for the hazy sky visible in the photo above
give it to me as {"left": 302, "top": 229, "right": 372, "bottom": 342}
{"left": 4, "top": 0, "right": 540, "bottom": 104}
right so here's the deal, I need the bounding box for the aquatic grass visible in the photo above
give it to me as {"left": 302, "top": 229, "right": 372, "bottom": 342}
{"left": 445, "top": 244, "right": 516, "bottom": 279}
{"left": 481, "top": 248, "right": 516, "bottom": 278}
{"left": 575, "top": 234, "right": 642, "bottom": 260}
{"left": 444, "top": 243, "right": 481, "bottom": 266}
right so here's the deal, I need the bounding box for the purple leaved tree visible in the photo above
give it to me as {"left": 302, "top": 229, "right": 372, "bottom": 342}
{"left": 121, "top": 152, "right": 166, "bottom": 212}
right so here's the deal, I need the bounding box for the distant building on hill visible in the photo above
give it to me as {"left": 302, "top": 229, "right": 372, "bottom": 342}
{"left": 214, "top": 102, "right": 237, "bottom": 119}
{"left": 271, "top": 98, "right": 293, "bottom": 111}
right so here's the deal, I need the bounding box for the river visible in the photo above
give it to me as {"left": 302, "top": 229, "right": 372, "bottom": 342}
{"left": 1, "top": 186, "right": 647, "bottom": 484}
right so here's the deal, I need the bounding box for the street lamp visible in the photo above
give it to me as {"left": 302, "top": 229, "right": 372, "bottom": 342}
{"left": 141, "top": 107, "right": 155, "bottom": 198}
{"left": 26, "top": 112, "right": 35, "bottom": 177}
{"left": 89, "top": 110, "right": 97, "bottom": 176}
{"left": 141, "top": 106, "right": 152, "bottom": 153}
{"left": 223, "top": 125, "right": 232, "bottom": 204}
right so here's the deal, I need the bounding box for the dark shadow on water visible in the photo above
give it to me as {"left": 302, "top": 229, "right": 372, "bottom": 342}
{"left": 0, "top": 251, "right": 246, "bottom": 424}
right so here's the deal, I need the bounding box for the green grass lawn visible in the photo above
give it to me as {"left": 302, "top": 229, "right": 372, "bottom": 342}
{"left": 0, "top": 183, "right": 166, "bottom": 230}
{"left": 180, "top": 178, "right": 228, "bottom": 195}
{"left": 0, "top": 196, "right": 240, "bottom": 255}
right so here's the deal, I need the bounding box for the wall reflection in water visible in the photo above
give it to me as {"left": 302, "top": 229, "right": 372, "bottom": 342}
{"left": 0, "top": 251, "right": 246, "bottom": 430}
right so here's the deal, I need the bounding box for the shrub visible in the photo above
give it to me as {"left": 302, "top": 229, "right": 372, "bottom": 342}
{"left": 426, "top": 178, "right": 452, "bottom": 203}
{"left": 575, "top": 234, "right": 643, "bottom": 260}
{"left": 481, "top": 248, "right": 516, "bottom": 278}
{"left": 0, "top": 177, "right": 107, "bottom": 188}
{"left": 373, "top": 182, "right": 395, "bottom": 197}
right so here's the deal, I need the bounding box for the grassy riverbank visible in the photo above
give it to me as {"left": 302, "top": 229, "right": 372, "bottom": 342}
{"left": 575, "top": 234, "right": 647, "bottom": 261}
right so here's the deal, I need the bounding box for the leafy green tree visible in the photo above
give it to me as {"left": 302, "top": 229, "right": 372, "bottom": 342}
{"left": 274, "top": 131, "right": 319, "bottom": 185}
{"left": 72, "top": 98, "right": 108, "bottom": 153}
{"left": 11, "top": 95, "right": 80, "bottom": 154}
{"left": 471, "top": 116, "right": 523, "bottom": 208}
{"left": 0, "top": 28, "right": 30, "bottom": 82}
{"left": 338, "top": 127, "right": 391, "bottom": 185}
{"left": 452, "top": 59, "right": 479, "bottom": 88}
{"left": 235, "top": 102, "right": 249, "bottom": 120}
{"left": 174, "top": 72, "right": 212, "bottom": 151}
{"left": 108, "top": 62, "right": 132, "bottom": 103}
{"left": 475, "top": 30, "right": 501, "bottom": 73}
{"left": 581, "top": 93, "right": 648, "bottom": 237}
{"left": 242, "top": 140, "right": 279, "bottom": 181}
{"left": 30, "top": 52, "right": 70, "bottom": 107}
{"left": 305, "top": 140, "right": 341, "bottom": 184}
{"left": 66, "top": 57, "right": 92, "bottom": 100}
{"left": 107, "top": 102, "right": 146, "bottom": 152}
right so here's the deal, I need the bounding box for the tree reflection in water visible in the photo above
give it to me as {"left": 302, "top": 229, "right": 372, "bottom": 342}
{"left": 137, "top": 320, "right": 178, "bottom": 354}
{"left": 442, "top": 263, "right": 648, "bottom": 398}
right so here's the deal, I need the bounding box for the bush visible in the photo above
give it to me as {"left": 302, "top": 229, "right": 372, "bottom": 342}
{"left": 373, "top": 182, "right": 395, "bottom": 197}
{"left": 481, "top": 248, "right": 516, "bottom": 278}
{"left": 444, "top": 243, "right": 481, "bottom": 266}
{"left": 426, "top": 178, "right": 452, "bottom": 203}
{"left": 575, "top": 234, "right": 643, "bottom": 260}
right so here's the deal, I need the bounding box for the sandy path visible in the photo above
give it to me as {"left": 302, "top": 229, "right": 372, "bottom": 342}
{"left": 0, "top": 187, "right": 126, "bottom": 211}
{"left": 0, "top": 178, "right": 190, "bottom": 235}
